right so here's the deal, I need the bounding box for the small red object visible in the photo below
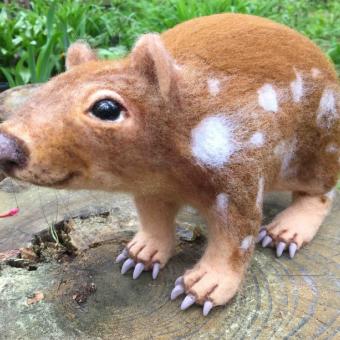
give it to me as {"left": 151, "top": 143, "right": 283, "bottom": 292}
{"left": 0, "top": 207, "right": 19, "bottom": 218}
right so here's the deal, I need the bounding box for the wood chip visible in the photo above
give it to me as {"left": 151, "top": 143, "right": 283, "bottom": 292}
{"left": 27, "top": 291, "right": 44, "bottom": 305}
{"left": 20, "top": 247, "right": 38, "bottom": 261}
{"left": 0, "top": 249, "right": 20, "bottom": 262}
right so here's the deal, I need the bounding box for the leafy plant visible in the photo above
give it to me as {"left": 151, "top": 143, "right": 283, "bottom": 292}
{"left": 0, "top": 0, "right": 123, "bottom": 86}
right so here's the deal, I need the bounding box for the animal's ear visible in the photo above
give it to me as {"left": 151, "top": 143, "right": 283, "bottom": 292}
{"left": 130, "top": 34, "right": 178, "bottom": 101}
{"left": 66, "top": 41, "right": 98, "bottom": 70}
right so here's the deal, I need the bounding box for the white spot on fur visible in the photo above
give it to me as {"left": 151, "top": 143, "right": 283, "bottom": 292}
{"left": 216, "top": 193, "right": 229, "bottom": 216}
{"left": 274, "top": 137, "right": 297, "bottom": 177}
{"left": 240, "top": 235, "right": 253, "bottom": 251}
{"left": 317, "top": 88, "right": 338, "bottom": 129}
{"left": 325, "top": 143, "right": 338, "bottom": 154}
{"left": 311, "top": 68, "right": 321, "bottom": 78}
{"left": 191, "top": 115, "right": 236, "bottom": 168}
{"left": 174, "top": 63, "right": 182, "bottom": 71}
{"left": 325, "top": 188, "right": 336, "bottom": 201}
{"left": 256, "top": 177, "right": 265, "bottom": 208}
{"left": 249, "top": 132, "right": 265, "bottom": 147}
{"left": 258, "top": 84, "right": 278, "bottom": 112}
{"left": 207, "top": 78, "right": 220, "bottom": 96}
{"left": 290, "top": 70, "right": 304, "bottom": 103}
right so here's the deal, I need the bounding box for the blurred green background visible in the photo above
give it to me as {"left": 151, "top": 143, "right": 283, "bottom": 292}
{"left": 0, "top": 0, "right": 339, "bottom": 88}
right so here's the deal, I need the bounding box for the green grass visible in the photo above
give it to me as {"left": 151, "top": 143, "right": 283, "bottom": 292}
{"left": 0, "top": 0, "right": 339, "bottom": 86}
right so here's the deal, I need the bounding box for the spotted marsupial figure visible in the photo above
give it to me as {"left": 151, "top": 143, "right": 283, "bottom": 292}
{"left": 0, "top": 14, "right": 339, "bottom": 316}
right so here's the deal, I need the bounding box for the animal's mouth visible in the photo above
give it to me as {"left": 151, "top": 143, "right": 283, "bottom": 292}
{"left": 46, "top": 172, "right": 79, "bottom": 187}
{"left": 7, "top": 171, "right": 80, "bottom": 188}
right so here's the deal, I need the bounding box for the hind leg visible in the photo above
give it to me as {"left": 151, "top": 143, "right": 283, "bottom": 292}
{"left": 257, "top": 189, "right": 336, "bottom": 258}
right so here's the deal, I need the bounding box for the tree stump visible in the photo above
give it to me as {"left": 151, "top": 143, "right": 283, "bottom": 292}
{"left": 0, "top": 185, "right": 339, "bottom": 339}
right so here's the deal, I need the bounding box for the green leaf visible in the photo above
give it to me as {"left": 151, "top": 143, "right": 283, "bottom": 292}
{"left": 28, "top": 44, "right": 37, "bottom": 83}
{"left": 46, "top": 1, "right": 57, "bottom": 39}
{"left": 0, "top": 67, "right": 16, "bottom": 88}
{"left": 14, "top": 57, "right": 27, "bottom": 85}
{"left": 60, "top": 21, "right": 69, "bottom": 52}
{"left": 328, "top": 43, "right": 340, "bottom": 64}
{"left": 36, "top": 35, "right": 57, "bottom": 82}
{"left": 12, "top": 36, "right": 23, "bottom": 46}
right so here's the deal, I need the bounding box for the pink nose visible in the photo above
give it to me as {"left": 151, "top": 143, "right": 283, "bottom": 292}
{"left": 0, "top": 132, "right": 27, "bottom": 173}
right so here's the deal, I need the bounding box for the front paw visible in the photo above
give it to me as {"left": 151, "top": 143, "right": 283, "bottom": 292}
{"left": 115, "top": 231, "right": 175, "bottom": 280}
{"left": 170, "top": 260, "right": 243, "bottom": 316}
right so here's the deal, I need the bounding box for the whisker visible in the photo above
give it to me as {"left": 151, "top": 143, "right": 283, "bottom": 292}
{"left": 37, "top": 186, "right": 60, "bottom": 244}
{"left": 9, "top": 178, "right": 19, "bottom": 209}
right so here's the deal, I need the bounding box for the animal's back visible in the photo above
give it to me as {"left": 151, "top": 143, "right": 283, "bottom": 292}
{"left": 163, "top": 13, "right": 340, "bottom": 193}
{"left": 162, "top": 13, "right": 338, "bottom": 84}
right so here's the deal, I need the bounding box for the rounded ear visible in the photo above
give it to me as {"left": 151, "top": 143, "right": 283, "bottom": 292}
{"left": 130, "top": 34, "right": 178, "bottom": 102}
{"left": 66, "top": 41, "right": 98, "bottom": 70}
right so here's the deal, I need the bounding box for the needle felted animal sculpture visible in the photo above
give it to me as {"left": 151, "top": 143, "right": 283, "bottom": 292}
{"left": 0, "top": 13, "right": 339, "bottom": 316}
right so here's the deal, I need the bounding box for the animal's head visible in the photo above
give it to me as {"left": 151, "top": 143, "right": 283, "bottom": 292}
{"left": 0, "top": 34, "right": 183, "bottom": 192}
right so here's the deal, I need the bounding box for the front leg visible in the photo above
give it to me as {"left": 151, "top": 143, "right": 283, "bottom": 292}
{"left": 171, "top": 189, "right": 261, "bottom": 315}
{"left": 116, "top": 194, "right": 179, "bottom": 280}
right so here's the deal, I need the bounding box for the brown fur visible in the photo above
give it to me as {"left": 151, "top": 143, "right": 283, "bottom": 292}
{"left": 0, "top": 14, "right": 339, "bottom": 308}
{"left": 65, "top": 41, "right": 98, "bottom": 70}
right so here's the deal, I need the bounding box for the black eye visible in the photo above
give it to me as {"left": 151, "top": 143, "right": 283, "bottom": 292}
{"left": 90, "top": 99, "right": 125, "bottom": 121}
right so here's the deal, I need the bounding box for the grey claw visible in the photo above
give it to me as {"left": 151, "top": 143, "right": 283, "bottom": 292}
{"left": 289, "top": 243, "right": 297, "bottom": 258}
{"left": 133, "top": 262, "right": 144, "bottom": 279}
{"left": 256, "top": 229, "right": 267, "bottom": 243}
{"left": 152, "top": 262, "right": 160, "bottom": 280}
{"left": 175, "top": 276, "right": 184, "bottom": 286}
{"left": 276, "top": 242, "right": 286, "bottom": 257}
{"left": 115, "top": 248, "right": 129, "bottom": 263}
{"left": 170, "top": 284, "right": 185, "bottom": 300}
{"left": 203, "top": 300, "right": 214, "bottom": 316}
{"left": 121, "top": 258, "right": 135, "bottom": 274}
{"left": 180, "top": 294, "right": 196, "bottom": 310}
{"left": 262, "top": 235, "right": 272, "bottom": 248}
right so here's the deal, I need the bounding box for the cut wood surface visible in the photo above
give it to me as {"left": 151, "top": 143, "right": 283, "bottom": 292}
{"left": 0, "top": 183, "right": 339, "bottom": 339}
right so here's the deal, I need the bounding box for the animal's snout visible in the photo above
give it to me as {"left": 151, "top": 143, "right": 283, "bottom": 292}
{"left": 0, "top": 132, "right": 28, "bottom": 173}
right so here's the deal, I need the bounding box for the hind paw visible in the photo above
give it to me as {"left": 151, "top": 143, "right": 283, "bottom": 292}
{"left": 256, "top": 228, "right": 298, "bottom": 258}
{"left": 257, "top": 193, "right": 332, "bottom": 258}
